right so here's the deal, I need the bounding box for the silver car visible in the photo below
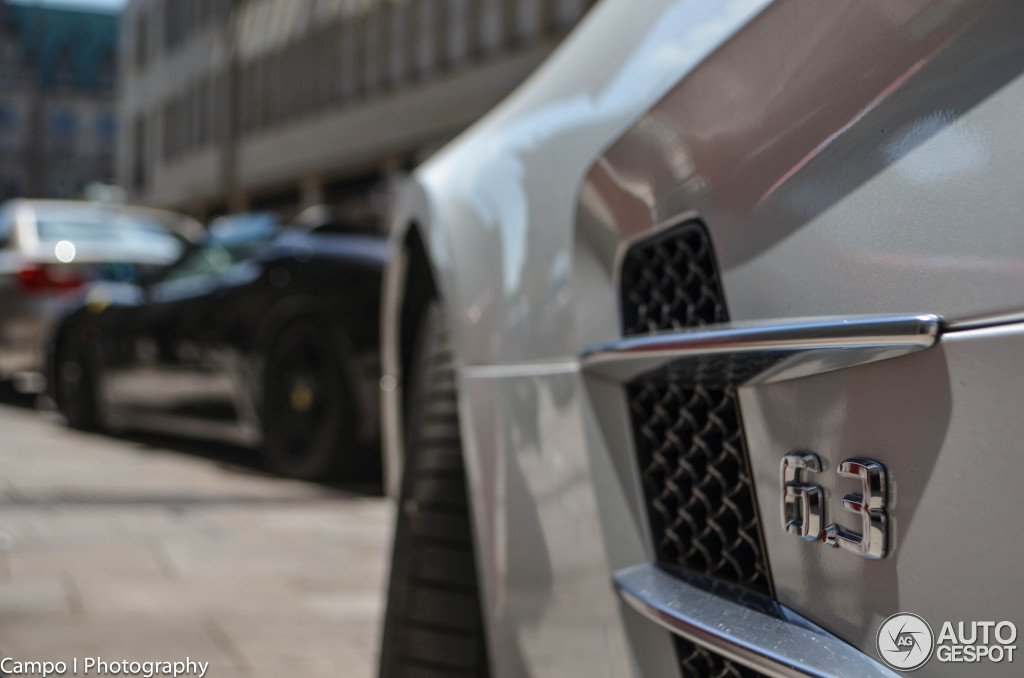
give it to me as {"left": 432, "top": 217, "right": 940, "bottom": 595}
{"left": 0, "top": 200, "right": 201, "bottom": 392}
{"left": 377, "top": 1, "right": 1024, "bottom": 677}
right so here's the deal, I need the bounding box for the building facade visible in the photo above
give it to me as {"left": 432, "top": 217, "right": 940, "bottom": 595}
{"left": 119, "top": 0, "right": 595, "bottom": 222}
{"left": 0, "top": 0, "right": 118, "bottom": 202}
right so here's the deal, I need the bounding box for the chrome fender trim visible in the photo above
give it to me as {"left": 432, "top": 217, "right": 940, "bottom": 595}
{"left": 614, "top": 564, "right": 899, "bottom": 678}
{"left": 581, "top": 314, "right": 940, "bottom": 384}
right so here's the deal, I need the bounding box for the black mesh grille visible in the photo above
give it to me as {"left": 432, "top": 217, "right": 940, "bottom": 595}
{"left": 620, "top": 220, "right": 728, "bottom": 337}
{"left": 620, "top": 219, "right": 770, "bottom": 595}
{"left": 675, "top": 638, "right": 767, "bottom": 678}
{"left": 628, "top": 378, "right": 769, "bottom": 594}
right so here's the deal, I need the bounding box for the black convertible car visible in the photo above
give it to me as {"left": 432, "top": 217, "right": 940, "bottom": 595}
{"left": 49, "top": 210, "right": 387, "bottom": 481}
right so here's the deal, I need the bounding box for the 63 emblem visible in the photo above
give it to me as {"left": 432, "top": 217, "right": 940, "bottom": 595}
{"left": 780, "top": 452, "right": 890, "bottom": 559}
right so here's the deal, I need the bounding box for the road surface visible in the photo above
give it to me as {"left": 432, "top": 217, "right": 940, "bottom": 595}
{"left": 0, "top": 394, "right": 393, "bottom": 678}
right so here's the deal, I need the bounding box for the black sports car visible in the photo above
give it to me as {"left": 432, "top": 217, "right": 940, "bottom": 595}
{"left": 49, "top": 210, "right": 387, "bottom": 481}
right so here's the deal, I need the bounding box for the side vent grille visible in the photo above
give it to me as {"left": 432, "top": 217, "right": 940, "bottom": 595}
{"left": 620, "top": 221, "right": 728, "bottom": 337}
{"left": 620, "top": 218, "right": 770, "bottom": 601}
{"left": 628, "top": 379, "right": 769, "bottom": 593}
{"left": 675, "top": 637, "right": 767, "bottom": 678}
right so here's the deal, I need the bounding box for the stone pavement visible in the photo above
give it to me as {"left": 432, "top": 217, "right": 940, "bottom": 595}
{"left": 0, "top": 396, "right": 394, "bottom": 678}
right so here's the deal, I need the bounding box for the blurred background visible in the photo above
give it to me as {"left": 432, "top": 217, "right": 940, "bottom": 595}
{"left": 0, "top": 0, "right": 596, "bottom": 675}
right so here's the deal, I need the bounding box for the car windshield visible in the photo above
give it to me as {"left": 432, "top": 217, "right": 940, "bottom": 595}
{"left": 35, "top": 211, "right": 185, "bottom": 262}
{"left": 161, "top": 213, "right": 279, "bottom": 282}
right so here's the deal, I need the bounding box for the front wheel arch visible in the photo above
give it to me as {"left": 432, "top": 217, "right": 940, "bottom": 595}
{"left": 382, "top": 223, "right": 438, "bottom": 497}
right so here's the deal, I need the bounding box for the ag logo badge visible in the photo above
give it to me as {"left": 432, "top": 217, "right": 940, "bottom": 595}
{"left": 877, "top": 613, "right": 934, "bottom": 671}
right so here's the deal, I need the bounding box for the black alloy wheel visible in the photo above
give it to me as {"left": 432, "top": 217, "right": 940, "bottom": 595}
{"left": 55, "top": 327, "right": 101, "bottom": 431}
{"left": 262, "top": 319, "right": 354, "bottom": 480}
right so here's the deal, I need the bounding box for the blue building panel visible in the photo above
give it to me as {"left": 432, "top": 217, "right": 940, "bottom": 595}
{"left": 5, "top": 0, "right": 118, "bottom": 93}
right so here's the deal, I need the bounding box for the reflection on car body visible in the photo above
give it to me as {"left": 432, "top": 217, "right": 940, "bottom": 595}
{"left": 376, "top": 1, "right": 1024, "bottom": 677}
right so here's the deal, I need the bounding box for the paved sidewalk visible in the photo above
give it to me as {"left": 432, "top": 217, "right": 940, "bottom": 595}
{"left": 0, "top": 398, "right": 393, "bottom": 678}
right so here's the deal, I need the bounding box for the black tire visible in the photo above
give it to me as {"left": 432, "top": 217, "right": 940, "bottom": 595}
{"left": 261, "top": 319, "right": 355, "bottom": 480}
{"left": 54, "top": 328, "right": 101, "bottom": 431}
{"left": 379, "top": 303, "right": 490, "bottom": 678}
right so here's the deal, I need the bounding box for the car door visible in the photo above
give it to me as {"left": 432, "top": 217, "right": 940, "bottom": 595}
{"left": 102, "top": 214, "right": 278, "bottom": 443}
{"left": 100, "top": 248, "right": 230, "bottom": 425}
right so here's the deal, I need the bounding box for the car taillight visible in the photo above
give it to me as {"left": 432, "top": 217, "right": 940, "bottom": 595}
{"left": 16, "top": 265, "right": 85, "bottom": 294}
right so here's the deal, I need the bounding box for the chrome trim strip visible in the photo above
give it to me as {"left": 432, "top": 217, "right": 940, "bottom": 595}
{"left": 461, "top": 361, "right": 579, "bottom": 379}
{"left": 946, "top": 309, "right": 1024, "bottom": 331}
{"left": 581, "top": 314, "right": 940, "bottom": 384}
{"left": 615, "top": 564, "right": 899, "bottom": 678}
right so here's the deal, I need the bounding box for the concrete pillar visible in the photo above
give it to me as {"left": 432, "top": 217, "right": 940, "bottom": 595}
{"left": 300, "top": 175, "right": 324, "bottom": 208}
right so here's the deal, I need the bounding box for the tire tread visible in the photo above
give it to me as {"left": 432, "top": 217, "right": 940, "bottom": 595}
{"left": 379, "top": 305, "right": 490, "bottom": 678}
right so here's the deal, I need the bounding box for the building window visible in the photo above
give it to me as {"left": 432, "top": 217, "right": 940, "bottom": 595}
{"left": 99, "top": 49, "right": 117, "bottom": 89}
{"left": 447, "top": 0, "right": 470, "bottom": 66}
{"left": 133, "top": 115, "right": 147, "bottom": 191}
{"left": 0, "top": 103, "right": 19, "bottom": 154}
{"left": 164, "top": 0, "right": 181, "bottom": 51}
{"left": 240, "top": 63, "right": 256, "bottom": 134}
{"left": 48, "top": 108, "right": 77, "bottom": 143}
{"left": 164, "top": 98, "right": 180, "bottom": 162}
{"left": 434, "top": 0, "right": 451, "bottom": 72}
{"left": 96, "top": 112, "right": 117, "bottom": 146}
{"left": 135, "top": 12, "right": 148, "bottom": 70}
{"left": 363, "top": 7, "right": 382, "bottom": 96}
{"left": 341, "top": 16, "right": 362, "bottom": 103}
{"left": 0, "top": 104, "right": 17, "bottom": 131}
{"left": 164, "top": 0, "right": 210, "bottom": 54}
{"left": 196, "top": 78, "right": 210, "bottom": 149}
{"left": 52, "top": 47, "right": 77, "bottom": 89}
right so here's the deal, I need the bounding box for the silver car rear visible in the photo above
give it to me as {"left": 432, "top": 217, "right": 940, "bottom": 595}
{"left": 0, "top": 200, "right": 199, "bottom": 391}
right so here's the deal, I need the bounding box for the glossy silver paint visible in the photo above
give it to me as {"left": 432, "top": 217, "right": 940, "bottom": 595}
{"left": 382, "top": 0, "right": 1024, "bottom": 675}
{"left": 384, "top": 0, "right": 773, "bottom": 486}
{"left": 385, "top": 1, "right": 777, "bottom": 674}
{"left": 576, "top": 0, "right": 1024, "bottom": 348}
{"left": 0, "top": 200, "right": 199, "bottom": 388}
{"left": 742, "top": 321, "right": 1024, "bottom": 677}
{"left": 457, "top": 365, "right": 680, "bottom": 677}
{"left": 615, "top": 564, "right": 900, "bottom": 678}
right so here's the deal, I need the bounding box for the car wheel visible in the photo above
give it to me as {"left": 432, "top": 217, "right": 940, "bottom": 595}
{"left": 54, "top": 328, "right": 101, "bottom": 431}
{"left": 379, "top": 302, "right": 491, "bottom": 678}
{"left": 262, "top": 319, "right": 354, "bottom": 480}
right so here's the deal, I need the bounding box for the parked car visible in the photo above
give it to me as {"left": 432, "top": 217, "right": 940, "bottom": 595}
{"left": 51, "top": 209, "right": 387, "bottom": 481}
{"left": 0, "top": 199, "right": 201, "bottom": 393}
{"left": 378, "top": 1, "right": 1024, "bottom": 677}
